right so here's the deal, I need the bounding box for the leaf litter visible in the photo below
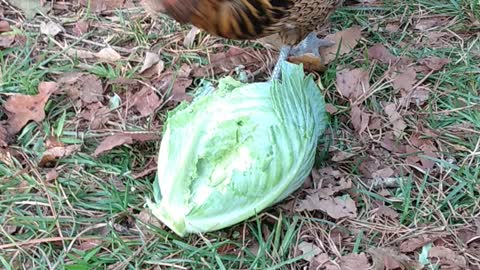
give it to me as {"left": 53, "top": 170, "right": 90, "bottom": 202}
{"left": 0, "top": 1, "right": 475, "bottom": 268}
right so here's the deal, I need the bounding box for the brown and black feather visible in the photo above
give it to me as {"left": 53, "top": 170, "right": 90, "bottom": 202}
{"left": 144, "top": 0, "right": 343, "bottom": 46}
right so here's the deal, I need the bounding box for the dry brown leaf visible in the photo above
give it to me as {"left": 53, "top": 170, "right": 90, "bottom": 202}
{"left": 0, "top": 35, "right": 15, "bottom": 49}
{"left": 4, "top": 82, "right": 58, "bottom": 134}
{"left": 392, "top": 67, "right": 417, "bottom": 91}
{"left": 93, "top": 132, "right": 160, "bottom": 156}
{"left": 95, "top": 47, "right": 121, "bottom": 62}
{"left": 76, "top": 239, "right": 103, "bottom": 251}
{"left": 338, "top": 253, "right": 370, "bottom": 270}
{"left": 193, "top": 47, "right": 267, "bottom": 77}
{"left": 325, "top": 104, "right": 338, "bottom": 114}
{"left": 385, "top": 23, "right": 400, "bottom": 33}
{"left": 0, "top": 21, "right": 11, "bottom": 33}
{"left": 331, "top": 150, "right": 356, "bottom": 162}
{"left": 40, "top": 21, "right": 64, "bottom": 36}
{"left": 418, "top": 57, "right": 450, "bottom": 72}
{"left": 384, "top": 103, "right": 406, "bottom": 138}
{"left": 79, "top": 0, "right": 132, "bottom": 13}
{"left": 372, "top": 167, "right": 395, "bottom": 178}
{"left": 320, "top": 26, "right": 362, "bottom": 64}
{"left": 65, "top": 48, "right": 96, "bottom": 59}
{"left": 368, "top": 247, "right": 421, "bottom": 270}
{"left": 73, "top": 20, "right": 90, "bottom": 36}
{"left": 298, "top": 242, "right": 322, "bottom": 262}
{"left": 336, "top": 68, "right": 369, "bottom": 102}
{"left": 58, "top": 72, "right": 104, "bottom": 104}
{"left": 350, "top": 105, "right": 370, "bottom": 134}
{"left": 406, "top": 133, "right": 438, "bottom": 170}
{"left": 154, "top": 66, "right": 193, "bottom": 104}
{"left": 297, "top": 195, "right": 357, "bottom": 219}
{"left": 78, "top": 102, "right": 111, "bottom": 129}
{"left": 376, "top": 205, "right": 399, "bottom": 219}
{"left": 39, "top": 143, "right": 81, "bottom": 167}
{"left": 429, "top": 246, "right": 467, "bottom": 269}
{"left": 45, "top": 169, "right": 59, "bottom": 182}
{"left": 399, "top": 236, "right": 437, "bottom": 253}
{"left": 314, "top": 169, "right": 352, "bottom": 199}
{"left": 130, "top": 86, "right": 162, "bottom": 117}
{"left": 139, "top": 52, "right": 164, "bottom": 77}
{"left": 414, "top": 16, "right": 451, "bottom": 31}
{"left": 309, "top": 253, "right": 330, "bottom": 269}
{"left": 368, "top": 43, "right": 397, "bottom": 64}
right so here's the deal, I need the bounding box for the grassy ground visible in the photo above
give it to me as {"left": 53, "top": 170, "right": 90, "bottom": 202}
{"left": 0, "top": 0, "right": 479, "bottom": 269}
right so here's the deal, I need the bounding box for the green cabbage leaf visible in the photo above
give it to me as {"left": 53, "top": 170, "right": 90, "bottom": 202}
{"left": 147, "top": 62, "right": 327, "bottom": 236}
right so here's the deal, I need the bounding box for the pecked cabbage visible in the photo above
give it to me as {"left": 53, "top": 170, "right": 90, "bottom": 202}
{"left": 147, "top": 62, "right": 327, "bottom": 236}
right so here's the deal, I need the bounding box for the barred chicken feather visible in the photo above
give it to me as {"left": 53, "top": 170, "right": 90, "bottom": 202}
{"left": 144, "top": 0, "right": 345, "bottom": 79}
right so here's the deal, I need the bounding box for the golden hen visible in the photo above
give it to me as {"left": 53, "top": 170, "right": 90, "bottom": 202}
{"left": 143, "top": 0, "right": 344, "bottom": 80}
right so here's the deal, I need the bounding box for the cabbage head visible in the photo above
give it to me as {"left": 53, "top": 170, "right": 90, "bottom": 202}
{"left": 147, "top": 62, "right": 327, "bottom": 236}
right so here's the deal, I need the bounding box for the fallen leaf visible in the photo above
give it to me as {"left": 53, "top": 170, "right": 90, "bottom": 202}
{"left": 338, "top": 253, "right": 370, "bottom": 270}
{"left": 325, "top": 104, "right": 338, "bottom": 114}
{"left": 375, "top": 205, "right": 399, "bottom": 219}
{"left": 183, "top": 26, "right": 200, "bottom": 48}
{"left": 130, "top": 86, "right": 162, "bottom": 117}
{"left": 372, "top": 167, "right": 395, "bottom": 178}
{"left": 39, "top": 142, "right": 81, "bottom": 167}
{"left": 297, "top": 195, "right": 357, "bottom": 219}
{"left": 309, "top": 253, "right": 330, "bottom": 269}
{"left": 336, "top": 68, "right": 370, "bottom": 102}
{"left": 65, "top": 48, "right": 96, "bottom": 59}
{"left": 418, "top": 57, "right": 449, "bottom": 72}
{"left": 298, "top": 242, "right": 322, "bottom": 262}
{"left": 95, "top": 47, "right": 121, "bottom": 62}
{"left": 8, "top": 0, "right": 50, "bottom": 19}
{"left": 79, "top": 0, "right": 131, "bottom": 13}
{"left": 4, "top": 82, "right": 58, "bottom": 134}
{"left": 385, "top": 23, "right": 400, "bottom": 33}
{"left": 350, "top": 105, "right": 370, "bottom": 134}
{"left": 78, "top": 102, "right": 111, "bottom": 129}
{"left": 58, "top": 73, "right": 104, "bottom": 104}
{"left": 154, "top": 66, "right": 193, "bottom": 104}
{"left": 0, "top": 21, "right": 11, "bottom": 33}
{"left": 320, "top": 26, "right": 362, "bottom": 64}
{"left": 93, "top": 132, "right": 159, "bottom": 156}
{"left": 384, "top": 103, "right": 406, "bottom": 138}
{"left": 73, "top": 20, "right": 90, "bottom": 36}
{"left": 368, "top": 43, "right": 397, "bottom": 64}
{"left": 139, "top": 53, "right": 164, "bottom": 78}
{"left": 392, "top": 67, "right": 417, "bottom": 91}
{"left": 331, "top": 150, "right": 356, "bottom": 162}
{"left": 76, "top": 239, "right": 103, "bottom": 251}
{"left": 192, "top": 47, "right": 268, "bottom": 77}
{"left": 45, "top": 169, "right": 59, "bottom": 182}
{"left": 414, "top": 16, "right": 451, "bottom": 31}
{"left": 368, "top": 247, "right": 421, "bottom": 270}
{"left": 0, "top": 35, "right": 15, "bottom": 49}
{"left": 429, "top": 246, "right": 467, "bottom": 269}
{"left": 40, "top": 21, "right": 64, "bottom": 36}
{"left": 136, "top": 208, "right": 163, "bottom": 228}
{"left": 314, "top": 170, "right": 352, "bottom": 199}
{"left": 400, "top": 236, "right": 438, "bottom": 253}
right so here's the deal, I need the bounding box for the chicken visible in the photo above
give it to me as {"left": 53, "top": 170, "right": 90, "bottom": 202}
{"left": 143, "top": 0, "right": 344, "bottom": 80}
